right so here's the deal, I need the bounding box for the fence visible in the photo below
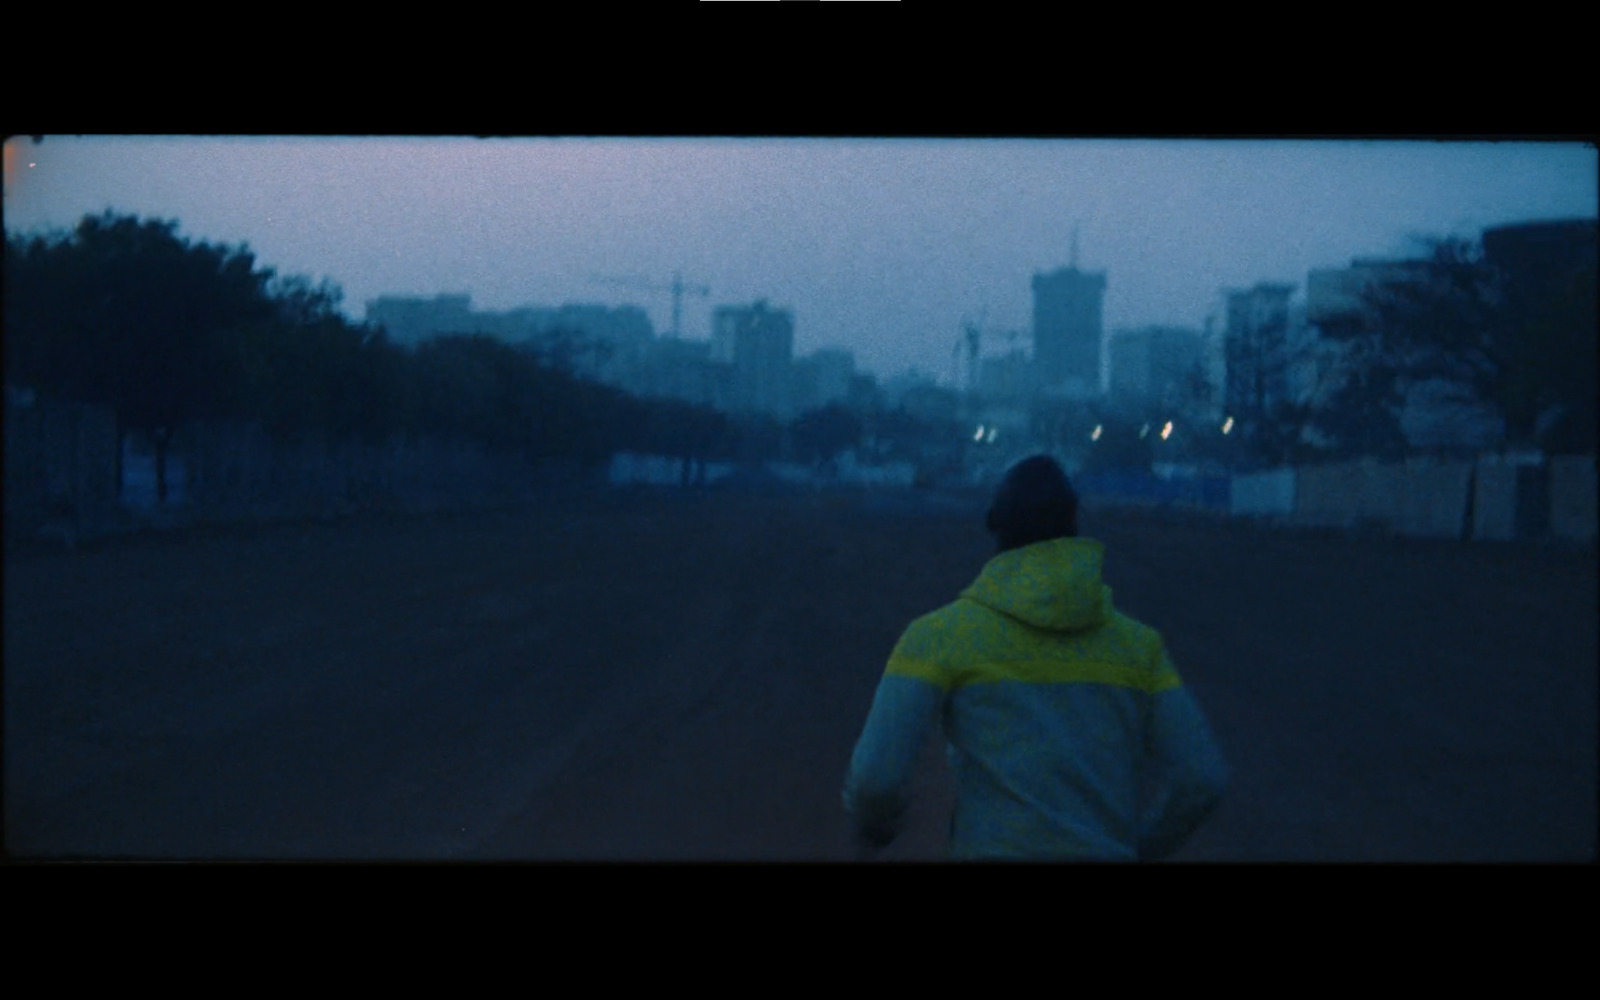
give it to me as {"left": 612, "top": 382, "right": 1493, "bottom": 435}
{"left": 1292, "top": 458, "right": 1474, "bottom": 538}
{"left": 1550, "top": 456, "right": 1598, "bottom": 545}
{"left": 1075, "top": 469, "right": 1231, "bottom": 510}
{"left": 4, "top": 388, "right": 120, "bottom": 544}
{"left": 5, "top": 389, "right": 610, "bottom": 547}
{"left": 176, "top": 422, "right": 589, "bottom": 522}
{"left": 1075, "top": 454, "right": 1593, "bottom": 545}
{"left": 1256, "top": 455, "right": 1594, "bottom": 543}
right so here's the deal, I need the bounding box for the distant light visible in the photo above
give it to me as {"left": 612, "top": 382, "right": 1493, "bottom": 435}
{"left": 1139, "top": 423, "right": 1150, "bottom": 439}
{"left": 1160, "top": 421, "right": 1173, "bottom": 440}
{"left": 1222, "top": 416, "right": 1234, "bottom": 435}
{"left": 986, "top": 427, "right": 998, "bottom": 444}
{"left": 1091, "top": 425, "right": 1102, "bottom": 441}
{"left": 973, "top": 425, "right": 985, "bottom": 442}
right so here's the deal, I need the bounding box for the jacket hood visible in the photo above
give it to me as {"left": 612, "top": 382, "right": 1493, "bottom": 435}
{"left": 960, "top": 537, "right": 1110, "bottom": 632}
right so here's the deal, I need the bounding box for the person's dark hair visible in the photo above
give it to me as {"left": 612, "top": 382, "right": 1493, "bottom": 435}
{"left": 986, "top": 454, "right": 1078, "bottom": 552}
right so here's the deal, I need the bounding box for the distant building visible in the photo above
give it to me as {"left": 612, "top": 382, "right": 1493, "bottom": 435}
{"left": 792, "top": 347, "right": 855, "bottom": 413}
{"left": 845, "top": 373, "right": 882, "bottom": 415}
{"left": 506, "top": 303, "right": 654, "bottom": 384}
{"left": 364, "top": 295, "right": 654, "bottom": 384}
{"left": 1032, "top": 266, "right": 1107, "bottom": 398}
{"left": 978, "top": 349, "right": 1034, "bottom": 403}
{"left": 1108, "top": 326, "right": 1207, "bottom": 414}
{"left": 882, "top": 369, "right": 940, "bottom": 412}
{"left": 1220, "top": 282, "right": 1297, "bottom": 427}
{"left": 1481, "top": 218, "right": 1598, "bottom": 299}
{"left": 1482, "top": 218, "right": 1597, "bottom": 451}
{"left": 898, "top": 382, "right": 961, "bottom": 426}
{"left": 712, "top": 300, "right": 795, "bottom": 418}
{"left": 631, "top": 337, "right": 730, "bottom": 410}
{"left": 365, "top": 294, "right": 476, "bottom": 345}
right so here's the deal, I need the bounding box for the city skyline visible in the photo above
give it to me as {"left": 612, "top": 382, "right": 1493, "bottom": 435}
{"left": 5, "top": 136, "right": 1595, "bottom": 382}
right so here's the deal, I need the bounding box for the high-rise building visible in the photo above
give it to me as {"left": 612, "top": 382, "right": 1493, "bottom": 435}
{"left": 1481, "top": 218, "right": 1597, "bottom": 301}
{"left": 1108, "top": 326, "right": 1207, "bottom": 413}
{"left": 978, "top": 350, "right": 1034, "bottom": 403}
{"left": 632, "top": 337, "right": 730, "bottom": 410}
{"left": 1221, "top": 282, "right": 1296, "bottom": 426}
{"left": 1481, "top": 218, "right": 1597, "bottom": 451}
{"left": 792, "top": 347, "right": 856, "bottom": 413}
{"left": 1032, "top": 266, "right": 1107, "bottom": 398}
{"left": 712, "top": 300, "right": 794, "bottom": 418}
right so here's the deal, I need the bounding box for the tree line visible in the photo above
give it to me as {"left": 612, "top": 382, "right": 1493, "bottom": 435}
{"left": 4, "top": 211, "right": 877, "bottom": 504}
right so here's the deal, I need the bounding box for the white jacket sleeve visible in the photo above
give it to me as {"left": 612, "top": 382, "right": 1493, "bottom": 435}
{"left": 843, "top": 674, "right": 944, "bottom": 848}
{"left": 1137, "top": 675, "right": 1229, "bottom": 862}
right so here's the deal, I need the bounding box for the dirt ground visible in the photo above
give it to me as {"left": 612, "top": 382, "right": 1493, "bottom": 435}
{"left": 5, "top": 485, "right": 1595, "bottom": 862}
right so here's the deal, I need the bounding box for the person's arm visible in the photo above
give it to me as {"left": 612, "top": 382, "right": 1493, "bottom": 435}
{"left": 842, "top": 674, "right": 944, "bottom": 853}
{"left": 1136, "top": 652, "right": 1229, "bottom": 862}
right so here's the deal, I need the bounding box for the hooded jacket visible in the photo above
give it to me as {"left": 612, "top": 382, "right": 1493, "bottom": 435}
{"left": 844, "top": 536, "right": 1227, "bottom": 860}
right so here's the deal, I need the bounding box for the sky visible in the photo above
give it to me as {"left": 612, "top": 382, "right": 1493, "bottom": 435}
{"left": 5, "top": 135, "right": 1595, "bottom": 382}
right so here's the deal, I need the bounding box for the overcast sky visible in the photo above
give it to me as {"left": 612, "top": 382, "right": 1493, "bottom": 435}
{"left": 5, "top": 135, "right": 1595, "bottom": 382}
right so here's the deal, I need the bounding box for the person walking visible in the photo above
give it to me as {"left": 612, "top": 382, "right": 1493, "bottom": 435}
{"left": 843, "top": 454, "right": 1227, "bottom": 861}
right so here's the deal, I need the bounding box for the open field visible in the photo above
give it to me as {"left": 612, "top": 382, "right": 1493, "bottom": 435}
{"left": 5, "top": 486, "right": 1595, "bottom": 862}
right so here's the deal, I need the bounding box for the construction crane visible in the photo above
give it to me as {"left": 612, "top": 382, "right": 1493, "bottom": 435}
{"left": 589, "top": 272, "right": 710, "bottom": 338}
{"left": 952, "top": 306, "right": 987, "bottom": 396}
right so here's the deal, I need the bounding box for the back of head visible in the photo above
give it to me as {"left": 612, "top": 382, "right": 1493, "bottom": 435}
{"left": 986, "top": 454, "right": 1078, "bottom": 553}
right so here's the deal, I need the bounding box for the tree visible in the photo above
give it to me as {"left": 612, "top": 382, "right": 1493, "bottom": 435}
{"left": 235, "top": 276, "right": 398, "bottom": 448}
{"left": 791, "top": 404, "right": 863, "bottom": 472}
{"left": 5, "top": 212, "right": 280, "bottom": 501}
{"left": 1335, "top": 232, "right": 1596, "bottom": 455}
{"left": 1306, "top": 336, "right": 1410, "bottom": 461}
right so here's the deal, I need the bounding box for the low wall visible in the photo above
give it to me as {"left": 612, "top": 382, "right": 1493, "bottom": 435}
{"left": 1231, "top": 468, "right": 1295, "bottom": 517}
{"left": 1076, "top": 470, "right": 1230, "bottom": 510}
{"left": 4, "top": 389, "right": 120, "bottom": 540}
{"left": 1471, "top": 457, "right": 1519, "bottom": 541}
{"left": 1292, "top": 460, "right": 1388, "bottom": 529}
{"left": 1549, "top": 456, "right": 1597, "bottom": 545}
{"left": 1293, "top": 458, "right": 1472, "bottom": 538}
{"left": 1395, "top": 460, "right": 1474, "bottom": 538}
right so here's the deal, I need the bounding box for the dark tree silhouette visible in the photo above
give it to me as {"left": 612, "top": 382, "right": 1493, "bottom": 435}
{"left": 1334, "top": 233, "right": 1596, "bottom": 454}
{"left": 5, "top": 212, "right": 280, "bottom": 501}
{"left": 791, "top": 404, "right": 863, "bottom": 472}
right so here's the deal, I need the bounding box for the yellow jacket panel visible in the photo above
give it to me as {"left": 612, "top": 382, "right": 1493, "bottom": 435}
{"left": 844, "top": 537, "right": 1227, "bottom": 860}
